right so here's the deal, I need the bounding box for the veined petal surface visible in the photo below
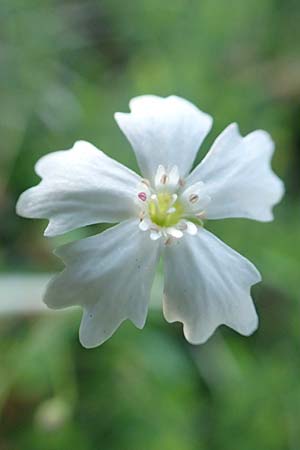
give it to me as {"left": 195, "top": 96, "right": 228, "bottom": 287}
{"left": 44, "top": 219, "right": 161, "bottom": 348}
{"left": 186, "top": 124, "right": 284, "bottom": 221}
{"left": 16, "top": 141, "right": 140, "bottom": 236}
{"left": 115, "top": 95, "right": 212, "bottom": 181}
{"left": 163, "top": 228, "right": 260, "bottom": 344}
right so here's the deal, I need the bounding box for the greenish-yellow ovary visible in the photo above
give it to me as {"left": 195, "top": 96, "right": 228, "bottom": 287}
{"left": 148, "top": 193, "right": 184, "bottom": 227}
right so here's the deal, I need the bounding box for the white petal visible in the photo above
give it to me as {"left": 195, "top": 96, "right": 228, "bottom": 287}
{"left": 163, "top": 228, "right": 260, "bottom": 344}
{"left": 186, "top": 124, "right": 284, "bottom": 222}
{"left": 16, "top": 141, "right": 140, "bottom": 236}
{"left": 115, "top": 95, "right": 213, "bottom": 181}
{"left": 44, "top": 219, "right": 161, "bottom": 347}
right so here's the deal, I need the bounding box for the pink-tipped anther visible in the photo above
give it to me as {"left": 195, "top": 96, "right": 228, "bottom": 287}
{"left": 138, "top": 192, "right": 147, "bottom": 202}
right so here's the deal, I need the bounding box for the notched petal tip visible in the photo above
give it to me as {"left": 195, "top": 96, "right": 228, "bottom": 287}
{"left": 274, "top": 176, "right": 285, "bottom": 203}
{"left": 227, "top": 122, "right": 239, "bottom": 134}
{"left": 187, "top": 120, "right": 284, "bottom": 222}
{"left": 114, "top": 111, "right": 124, "bottom": 120}
{"left": 35, "top": 140, "right": 102, "bottom": 175}
{"left": 128, "top": 94, "right": 213, "bottom": 122}
{"left": 78, "top": 310, "right": 147, "bottom": 349}
{"left": 163, "top": 229, "right": 261, "bottom": 346}
{"left": 131, "top": 315, "right": 147, "bottom": 330}
{"left": 72, "top": 139, "right": 92, "bottom": 148}
{"left": 43, "top": 272, "right": 68, "bottom": 310}
{"left": 240, "top": 314, "right": 259, "bottom": 336}
{"left": 78, "top": 312, "right": 107, "bottom": 349}
{"left": 181, "top": 307, "right": 259, "bottom": 345}
{"left": 16, "top": 185, "right": 47, "bottom": 220}
{"left": 114, "top": 111, "right": 130, "bottom": 124}
{"left": 246, "top": 129, "right": 275, "bottom": 160}
{"left": 182, "top": 322, "right": 218, "bottom": 346}
{"left": 44, "top": 221, "right": 160, "bottom": 349}
{"left": 15, "top": 190, "right": 30, "bottom": 218}
{"left": 16, "top": 186, "right": 67, "bottom": 238}
{"left": 79, "top": 336, "right": 97, "bottom": 350}
{"left": 79, "top": 330, "right": 100, "bottom": 349}
{"left": 17, "top": 138, "right": 141, "bottom": 236}
{"left": 43, "top": 225, "right": 56, "bottom": 237}
{"left": 114, "top": 112, "right": 132, "bottom": 133}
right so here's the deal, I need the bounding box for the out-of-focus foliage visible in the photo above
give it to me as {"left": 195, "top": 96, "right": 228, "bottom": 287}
{"left": 0, "top": 0, "right": 299, "bottom": 449}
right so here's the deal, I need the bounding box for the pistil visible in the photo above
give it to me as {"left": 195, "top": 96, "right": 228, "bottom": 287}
{"left": 149, "top": 192, "right": 184, "bottom": 227}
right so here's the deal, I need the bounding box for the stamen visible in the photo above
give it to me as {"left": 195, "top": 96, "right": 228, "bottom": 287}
{"left": 160, "top": 174, "right": 169, "bottom": 184}
{"left": 150, "top": 229, "right": 162, "bottom": 241}
{"left": 164, "top": 237, "right": 173, "bottom": 246}
{"left": 166, "top": 227, "right": 183, "bottom": 239}
{"left": 177, "top": 221, "right": 197, "bottom": 235}
{"left": 138, "top": 192, "right": 147, "bottom": 202}
{"left": 141, "top": 178, "right": 151, "bottom": 188}
{"left": 177, "top": 222, "right": 188, "bottom": 231}
{"left": 137, "top": 167, "right": 206, "bottom": 241}
{"left": 155, "top": 165, "right": 180, "bottom": 193}
{"left": 166, "top": 207, "right": 176, "bottom": 214}
{"left": 154, "top": 165, "right": 166, "bottom": 190}
{"left": 195, "top": 211, "right": 206, "bottom": 219}
{"left": 139, "top": 218, "right": 151, "bottom": 231}
{"left": 189, "top": 193, "right": 199, "bottom": 204}
{"left": 180, "top": 181, "right": 211, "bottom": 215}
{"left": 170, "top": 193, "right": 178, "bottom": 206}
{"left": 185, "top": 221, "right": 198, "bottom": 235}
{"left": 150, "top": 194, "right": 160, "bottom": 208}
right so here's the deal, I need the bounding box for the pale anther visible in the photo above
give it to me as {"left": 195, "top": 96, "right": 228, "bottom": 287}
{"left": 161, "top": 174, "right": 169, "bottom": 184}
{"left": 189, "top": 193, "right": 199, "bottom": 204}
{"left": 141, "top": 178, "right": 151, "bottom": 187}
{"left": 164, "top": 237, "right": 173, "bottom": 246}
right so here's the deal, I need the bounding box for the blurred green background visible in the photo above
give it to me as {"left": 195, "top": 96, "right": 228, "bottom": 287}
{"left": 0, "top": 0, "right": 300, "bottom": 449}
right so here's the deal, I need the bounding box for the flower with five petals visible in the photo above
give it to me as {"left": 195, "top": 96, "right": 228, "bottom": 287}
{"left": 17, "top": 95, "right": 284, "bottom": 347}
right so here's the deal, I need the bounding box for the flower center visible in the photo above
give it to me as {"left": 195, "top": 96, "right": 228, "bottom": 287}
{"left": 137, "top": 165, "right": 210, "bottom": 242}
{"left": 148, "top": 192, "right": 184, "bottom": 227}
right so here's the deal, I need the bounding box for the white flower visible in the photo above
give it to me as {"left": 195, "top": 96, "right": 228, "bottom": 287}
{"left": 16, "top": 95, "right": 284, "bottom": 348}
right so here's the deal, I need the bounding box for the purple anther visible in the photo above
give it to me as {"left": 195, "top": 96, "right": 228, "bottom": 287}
{"left": 138, "top": 192, "right": 147, "bottom": 202}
